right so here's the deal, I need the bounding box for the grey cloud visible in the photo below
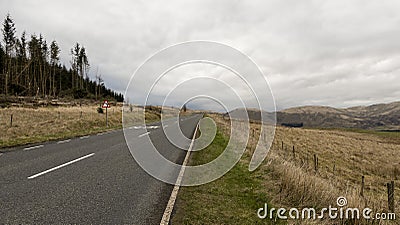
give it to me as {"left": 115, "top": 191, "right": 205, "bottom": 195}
{"left": 2, "top": 0, "right": 400, "bottom": 111}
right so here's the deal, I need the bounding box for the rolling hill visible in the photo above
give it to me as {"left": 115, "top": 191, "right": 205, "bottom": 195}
{"left": 227, "top": 101, "right": 400, "bottom": 130}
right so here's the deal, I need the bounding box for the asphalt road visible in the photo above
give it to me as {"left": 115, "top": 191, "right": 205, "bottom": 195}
{"left": 0, "top": 114, "right": 202, "bottom": 224}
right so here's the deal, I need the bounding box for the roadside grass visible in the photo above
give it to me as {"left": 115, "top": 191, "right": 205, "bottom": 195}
{"left": 0, "top": 105, "right": 161, "bottom": 149}
{"left": 232, "top": 117, "right": 399, "bottom": 224}
{"left": 174, "top": 114, "right": 400, "bottom": 224}
{"left": 172, "top": 116, "right": 279, "bottom": 225}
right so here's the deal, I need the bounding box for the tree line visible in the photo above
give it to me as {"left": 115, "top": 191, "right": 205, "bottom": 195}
{"left": 0, "top": 14, "right": 124, "bottom": 102}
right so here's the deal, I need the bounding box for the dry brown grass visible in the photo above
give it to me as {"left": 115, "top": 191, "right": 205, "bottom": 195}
{"left": 0, "top": 105, "right": 121, "bottom": 148}
{"left": 211, "top": 114, "right": 400, "bottom": 224}
{"left": 0, "top": 104, "right": 162, "bottom": 149}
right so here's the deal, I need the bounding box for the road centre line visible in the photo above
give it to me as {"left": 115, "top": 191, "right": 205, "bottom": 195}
{"left": 23, "top": 145, "right": 44, "bottom": 151}
{"left": 138, "top": 132, "right": 150, "bottom": 138}
{"left": 57, "top": 139, "right": 71, "bottom": 144}
{"left": 27, "top": 153, "right": 95, "bottom": 179}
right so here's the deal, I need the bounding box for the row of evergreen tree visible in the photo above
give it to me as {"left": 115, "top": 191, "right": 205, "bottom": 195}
{"left": 0, "top": 14, "right": 124, "bottom": 102}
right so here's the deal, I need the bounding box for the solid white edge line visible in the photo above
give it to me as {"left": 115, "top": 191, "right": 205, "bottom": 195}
{"left": 138, "top": 132, "right": 150, "bottom": 138}
{"left": 27, "top": 153, "right": 95, "bottom": 179}
{"left": 57, "top": 139, "right": 71, "bottom": 144}
{"left": 80, "top": 135, "right": 90, "bottom": 139}
{"left": 160, "top": 123, "right": 199, "bottom": 225}
{"left": 23, "top": 145, "right": 44, "bottom": 151}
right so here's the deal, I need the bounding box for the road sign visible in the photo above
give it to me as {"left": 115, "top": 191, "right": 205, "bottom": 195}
{"left": 102, "top": 100, "right": 110, "bottom": 127}
{"left": 102, "top": 100, "right": 111, "bottom": 108}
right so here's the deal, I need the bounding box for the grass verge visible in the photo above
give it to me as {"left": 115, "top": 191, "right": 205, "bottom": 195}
{"left": 172, "top": 119, "right": 279, "bottom": 224}
{"left": 174, "top": 114, "right": 400, "bottom": 224}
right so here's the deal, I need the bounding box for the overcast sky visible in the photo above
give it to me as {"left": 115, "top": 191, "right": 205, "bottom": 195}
{"left": 2, "top": 0, "right": 400, "bottom": 111}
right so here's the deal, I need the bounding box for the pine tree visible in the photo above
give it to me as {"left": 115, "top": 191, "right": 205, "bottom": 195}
{"left": 70, "top": 42, "right": 81, "bottom": 90}
{"left": 0, "top": 42, "right": 4, "bottom": 91}
{"left": 39, "top": 34, "right": 48, "bottom": 96}
{"left": 28, "top": 34, "right": 39, "bottom": 96}
{"left": 78, "top": 46, "right": 89, "bottom": 89}
{"left": 50, "top": 40, "right": 60, "bottom": 96}
{"left": 16, "top": 31, "right": 28, "bottom": 94}
{"left": 2, "top": 13, "right": 16, "bottom": 95}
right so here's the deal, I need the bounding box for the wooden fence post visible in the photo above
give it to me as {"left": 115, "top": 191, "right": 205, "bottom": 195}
{"left": 387, "top": 181, "right": 395, "bottom": 212}
{"left": 292, "top": 146, "right": 295, "bottom": 159}
{"left": 10, "top": 114, "right": 13, "bottom": 127}
{"left": 281, "top": 141, "right": 284, "bottom": 151}
{"left": 360, "top": 176, "right": 365, "bottom": 197}
{"left": 333, "top": 163, "right": 336, "bottom": 174}
{"left": 391, "top": 181, "right": 395, "bottom": 212}
{"left": 314, "top": 154, "right": 318, "bottom": 172}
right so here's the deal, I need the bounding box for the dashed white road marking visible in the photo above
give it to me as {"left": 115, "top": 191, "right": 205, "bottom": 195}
{"left": 27, "top": 153, "right": 95, "bottom": 179}
{"left": 57, "top": 139, "right": 71, "bottom": 144}
{"left": 0, "top": 153, "right": 3, "bottom": 157}
{"left": 80, "top": 135, "right": 90, "bottom": 139}
{"left": 23, "top": 145, "right": 44, "bottom": 151}
{"left": 160, "top": 123, "right": 199, "bottom": 225}
{"left": 97, "top": 132, "right": 106, "bottom": 136}
{"left": 127, "top": 125, "right": 160, "bottom": 130}
{"left": 163, "top": 125, "right": 169, "bottom": 128}
{"left": 138, "top": 132, "right": 150, "bottom": 138}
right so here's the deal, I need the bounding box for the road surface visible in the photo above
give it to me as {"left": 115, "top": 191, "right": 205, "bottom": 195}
{"left": 0, "top": 114, "right": 202, "bottom": 224}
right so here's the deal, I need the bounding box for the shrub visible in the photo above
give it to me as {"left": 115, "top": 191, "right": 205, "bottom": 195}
{"left": 73, "top": 88, "right": 88, "bottom": 99}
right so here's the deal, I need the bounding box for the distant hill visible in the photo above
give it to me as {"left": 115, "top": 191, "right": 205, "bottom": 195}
{"left": 227, "top": 108, "right": 276, "bottom": 125}
{"left": 227, "top": 101, "right": 400, "bottom": 130}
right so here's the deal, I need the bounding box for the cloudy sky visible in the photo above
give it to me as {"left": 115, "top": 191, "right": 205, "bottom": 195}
{"left": 2, "top": 0, "right": 400, "bottom": 111}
